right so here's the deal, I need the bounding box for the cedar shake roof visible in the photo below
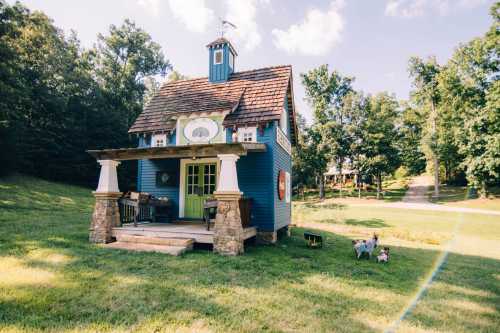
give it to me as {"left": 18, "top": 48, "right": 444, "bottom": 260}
{"left": 129, "top": 65, "right": 298, "bottom": 144}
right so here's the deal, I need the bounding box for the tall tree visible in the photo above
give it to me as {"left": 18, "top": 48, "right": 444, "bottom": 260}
{"left": 361, "top": 93, "right": 400, "bottom": 199}
{"left": 343, "top": 91, "right": 370, "bottom": 197}
{"left": 0, "top": 2, "right": 171, "bottom": 187}
{"left": 438, "top": 3, "right": 499, "bottom": 196}
{"left": 409, "top": 56, "right": 441, "bottom": 196}
{"left": 396, "top": 102, "right": 426, "bottom": 175}
{"left": 301, "top": 65, "right": 353, "bottom": 198}
{"left": 92, "top": 19, "right": 170, "bottom": 130}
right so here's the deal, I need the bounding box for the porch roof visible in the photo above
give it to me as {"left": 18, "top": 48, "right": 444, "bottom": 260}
{"left": 87, "top": 142, "right": 266, "bottom": 161}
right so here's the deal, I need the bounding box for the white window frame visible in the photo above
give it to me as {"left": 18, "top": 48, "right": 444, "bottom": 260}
{"left": 152, "top": 133, "right": 167, "bottom": 147}
{"left": 214, "top": 49, "right": 223, "bottom": 65}
{"left": 237, "top": 127, "right": 257, "bottom": 143}
{"left": 280, "top": 107, "right": 288, "bottom": 135}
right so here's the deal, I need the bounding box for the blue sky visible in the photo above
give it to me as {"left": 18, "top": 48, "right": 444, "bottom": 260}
{"left": 12, "top": 0, "right": 495, "bottom": 122}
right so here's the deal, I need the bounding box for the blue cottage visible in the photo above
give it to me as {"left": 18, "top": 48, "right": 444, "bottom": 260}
{"left": 88, "top": 38, "right": 298, "bottom": 255}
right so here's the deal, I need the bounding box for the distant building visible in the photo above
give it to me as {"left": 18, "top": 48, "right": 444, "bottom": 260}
{"left": 324, "top": 162, "right": 358, "bottom": 185}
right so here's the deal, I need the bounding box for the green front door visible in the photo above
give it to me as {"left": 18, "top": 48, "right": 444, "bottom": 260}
{"left": 184, "top": 163, "right": 217, "bottom": 219}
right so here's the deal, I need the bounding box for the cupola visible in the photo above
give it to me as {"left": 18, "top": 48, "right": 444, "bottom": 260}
{"left": 206, "top": 37, "right": 237, "bottom": 83}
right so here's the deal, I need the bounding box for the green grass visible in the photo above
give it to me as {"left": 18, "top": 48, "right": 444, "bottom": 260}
{"left": 428, "top": 185, "right": 500, "bottom": 212}
{"left": 1, "top": 175, "right": 499, "bottom": 332}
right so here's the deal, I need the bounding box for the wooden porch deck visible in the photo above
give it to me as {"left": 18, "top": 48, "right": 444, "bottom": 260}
{"left": 111, "top": 222, "right": 257, "bottom": 244}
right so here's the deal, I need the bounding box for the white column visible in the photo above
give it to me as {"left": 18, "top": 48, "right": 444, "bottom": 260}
{"left": 95, "top": 160, "right": 121, "bottom": 193}
{"left": 215, "top": 154, "right": 241, "bottom": 193}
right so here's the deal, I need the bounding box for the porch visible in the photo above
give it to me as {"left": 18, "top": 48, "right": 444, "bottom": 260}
{"left": 87, "top": 142, "right": 268, "bottom": 255}
{"left": 112, "top": 222, "right": 257, "bottom": 245}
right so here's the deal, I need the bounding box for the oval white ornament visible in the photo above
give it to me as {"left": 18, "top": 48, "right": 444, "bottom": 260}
{"left": 183, "top": 118, "right": 219, "bottom": 143}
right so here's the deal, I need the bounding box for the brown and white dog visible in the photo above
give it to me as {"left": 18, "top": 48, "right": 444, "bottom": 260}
{"left": 377, "top": 247, "right": 390, "bottom": 263}
{"left": 352, "top": 234, "right": 378, "bottom": 259}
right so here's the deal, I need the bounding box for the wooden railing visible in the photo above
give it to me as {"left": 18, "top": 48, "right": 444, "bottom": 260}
{"left": 118, "top": 198, "right": 172, "bottom": 226}
{"left": 118, "top": 198, "right": 154, "bottom": 226}
{"left": 203, "top": 197, "right": 253, "bottom": 231}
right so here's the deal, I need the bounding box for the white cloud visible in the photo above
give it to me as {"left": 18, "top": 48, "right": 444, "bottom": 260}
{"left": 384, "top": 0, "right": 487, "bottom": 18}
{"left": 224, "top": 0, "right": 267, "bottom": 51}
{"left": 137, "top": 0, "right": 161, "bottom": 17}
{"left": 271, "top": 0, "right": 345, "bottom": 56}
{"left": 168, "top": 0, "right": 215, "bottom": 33}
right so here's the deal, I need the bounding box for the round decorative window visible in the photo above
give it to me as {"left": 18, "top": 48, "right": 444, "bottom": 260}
{"left": 183, "top": 118, "right": 219, "bottom": 143}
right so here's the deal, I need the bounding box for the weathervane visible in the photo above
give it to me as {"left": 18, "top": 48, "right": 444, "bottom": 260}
{"left": 220, "top": 18, "right": 237, "bottom": 37}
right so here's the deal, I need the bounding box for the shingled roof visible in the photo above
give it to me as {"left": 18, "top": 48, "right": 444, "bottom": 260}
{"left": 129, "top": 65, "right": 298, "bottom": 144}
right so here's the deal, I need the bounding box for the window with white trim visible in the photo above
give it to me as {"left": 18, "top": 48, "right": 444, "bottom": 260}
{"left": 152, "top": 134, "right": 167, "bottom": 147}
{"left": 237, "top": 127, "right": 257, "bottom": 143}
{"left": 214, "top": 50, "right": 223, "bottom": 65}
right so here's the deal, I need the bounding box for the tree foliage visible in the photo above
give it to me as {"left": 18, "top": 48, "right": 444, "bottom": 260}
{"left": 0, "top": 1, "right": 170, "bottom": 187}
{"left": 300, "top": 65, "right": 353, "bottom": 198}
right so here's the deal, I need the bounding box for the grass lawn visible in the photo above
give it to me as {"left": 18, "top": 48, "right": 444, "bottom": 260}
{"left": 428, "top": 185, "right": 500, "bottom": 212}
{"left": 1, "top": 175, "right": 499, "bottom": 332}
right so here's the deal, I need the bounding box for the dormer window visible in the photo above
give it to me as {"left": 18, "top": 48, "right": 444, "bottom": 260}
{"left": 214, "top": 50, "right": 223, "bottom": 64}
{"left": 152, "top": 134, "right": 167, "bottom": 147}
{"left": 238, "top": 127, "right": 257, "bottom": 143}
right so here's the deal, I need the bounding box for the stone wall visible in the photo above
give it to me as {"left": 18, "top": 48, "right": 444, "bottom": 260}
{"left": 213, "top": 195, "right": 244, "bottom": 255}
{"left": 89, "top": 193, "right": 121, "bottom": 243}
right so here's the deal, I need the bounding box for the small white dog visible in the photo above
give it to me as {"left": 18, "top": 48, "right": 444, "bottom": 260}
{"left": 352, "top": 234, "right": 378, "bottom": 259}
{"left": 377, "top": 247, "right": 390, "bottom": 263}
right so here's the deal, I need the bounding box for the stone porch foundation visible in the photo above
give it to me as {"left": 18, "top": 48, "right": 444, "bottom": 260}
{"left": 89, "top": 192, "right": 122, "bottom": 243}
{"left": 257, "top": 226, "right": 290, "bottom": 245}
{"left": 256, "top": 230, "right": 278, "bottom": 244}
{"left": 213, "top": 191, "right": 244, "bottom": 255}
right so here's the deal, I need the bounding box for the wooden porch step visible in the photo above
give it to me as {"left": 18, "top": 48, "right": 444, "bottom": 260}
{"left": 116, "top": 234, "right": 194, "bottom": 247}
{"left": 111, "top": 227, "right": 214, "bottom": 244}
{"left": 104, "top": 242, "right": 189, "bottom": 256}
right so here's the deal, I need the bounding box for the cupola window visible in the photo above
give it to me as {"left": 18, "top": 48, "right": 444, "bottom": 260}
{"left": 214, "top": 49, "right": 223, "bottom": 64}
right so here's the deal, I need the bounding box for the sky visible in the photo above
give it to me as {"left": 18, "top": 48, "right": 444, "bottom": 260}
{"left": 10, "top": 0, "right": 495, "bottom": 122}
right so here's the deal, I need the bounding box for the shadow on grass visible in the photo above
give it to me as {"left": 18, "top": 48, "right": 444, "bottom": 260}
{"left": 303, "top": 202, "right": 347, "bottom": 210}
{"left": 345, "top": 218, "right": 388, "bottom": 228}
{"left": 1, "top": 218, "right": 499, "bottom": 332}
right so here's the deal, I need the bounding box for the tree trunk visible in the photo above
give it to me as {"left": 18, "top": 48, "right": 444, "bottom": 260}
{"left": 319, "top": 175, "right": 325, "bottom": 200}
{"left": 430, "top": 99, "right": 440, "bottom": 197}
{"left": 433, "top": 156, "right": 440, "bottom": 197}
{"left": 479, "top": 181, "right": 488, "bottom": 199}
{"left": 338, "top": 165, "right": 343, "bottom": 198}
{"left": 376, "top": 172, "right": 382, "bottom": 200}
{"left": 357, "top": 174, "right": 361, "bottom": 199}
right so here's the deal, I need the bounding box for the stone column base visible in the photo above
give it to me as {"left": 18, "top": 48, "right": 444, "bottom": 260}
{"left": 256, "top": 230, "right": 278, "bottom": 245}
{"left": 213, "top": 191, "right": 244, "bottom": 256}
{"left": 89, "top": 192, "right": 122, "bottom": 244}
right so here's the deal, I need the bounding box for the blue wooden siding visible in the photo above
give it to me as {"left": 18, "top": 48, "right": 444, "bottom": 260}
{"left": 272, "top": 122, "right": 292, "bottom": 231}
{"left": 237, "top": 125, "right": 275, "bottom": 231}
{"left": 273, "top": 99, "right": 293, "bottom": 230}
{"left": 209, "top": 43, "right": 234, "bottom": 83}
{"left": 138, "top": 158, "right": 180, "bottom": 220}
{"left": 168, "top": 131, "right": 176, "bottom": 145}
